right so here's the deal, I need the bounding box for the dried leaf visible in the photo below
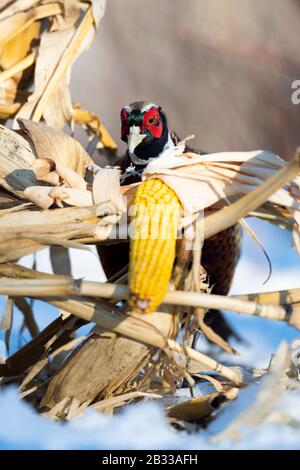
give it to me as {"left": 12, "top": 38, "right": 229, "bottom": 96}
{"left": 0, "top": 19, "right": 39, "bottom": 80}
{"left": 23, "top": 6, "right": 100, "bottom": 123}
{"left": 21, "top": 233, "right": 92, "bottom": 251}
{"left": 240, "top": 218, "right": 272, "bottom": 284}
{"left": 0, "top": 296, "right": 13, "bottom": 353}
{"left": 18, "top": 26, "right": 75, "bottom": 126}
{"left": 203, "top": 148, "right": 300, "bottom": 240}
{"left": 0, "top": 202, "right": 31, "bottom": 214}
{"left": 43, "top": 72, "right": 73, "bottom": 129}
{"left": 0, "top": 2, "right": 62, "bottom": 46}
{"left": 31, "top": 158, "right": 60, "bottom": 186}
{"left": 0, "top": 125, "right": 40, "bottom": 198}
{"left": 55, "top": 164, "right": 87, "bottom": 190}
{"left": 0, "top": 1, "right": 42, "bottom": 21}
{"left": 23, "top": 186, "right": 54, "bottom": 209}
{"left": 166, "top": 392, "right": 224, "bottom": 421}
{"left": 91, "top": 391, "right": 161, "bottom": 413}
{"left": 92, "top": 168, "right": 125, "bottom": 212}
{"left": 196, "top": 308, "right": 237, "bottom": 355}
{"left": 73, "top": 104, "right": 117, "bottom": 150}
{"left": 191, "top": 373, "right": 225, "bottom": 392}
{"left": 49, "top": 187, "right": 93, "bottom": 207}
{"left": 31, "top": 158, "right": 56, "bottom": 179}
{"left": 18, "top": 119, "right": 93, "bottom": 177}
{"left": 14, "top": 296, "right": 39, "bottom": 338}
{"left": 19, "top": 355, "right": 48, "bottom": 394}
{"left": 0, "top": 204, "right": 103, "bottom": 262}
{"left": 0, "top": 295, "right": 13, "bottom": 331}
{"left": 144, "top": 145, "right": 298, "bottom": 218}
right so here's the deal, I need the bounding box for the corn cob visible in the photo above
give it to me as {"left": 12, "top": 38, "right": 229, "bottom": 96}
{"left": 129, "top": 178, "right": 181, "bottom": 313}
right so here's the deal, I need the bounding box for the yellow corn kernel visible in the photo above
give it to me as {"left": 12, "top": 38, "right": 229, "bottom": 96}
{"left": 129, "top": 179, "right": 181, "bottom": 313}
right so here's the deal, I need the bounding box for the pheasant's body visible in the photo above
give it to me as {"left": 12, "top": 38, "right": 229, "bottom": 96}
{"left": 97, "top": 101, "right": 242, "bottom": 339}
{"left": 202, "top": 224, "right": 241, "bottom": 296}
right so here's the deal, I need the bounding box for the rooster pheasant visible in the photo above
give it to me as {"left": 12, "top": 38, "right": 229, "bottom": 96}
{"left": 97, "top": 101, "right": 242, "bottom": 340}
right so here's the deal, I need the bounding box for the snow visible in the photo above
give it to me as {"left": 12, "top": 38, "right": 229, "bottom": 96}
{"left": 1, "top": 219, "right": 300, "bottom": 449}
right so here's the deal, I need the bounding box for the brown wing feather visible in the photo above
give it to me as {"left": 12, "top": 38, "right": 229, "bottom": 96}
{"left": 202, "top": 224, "right": 242, "bottom": 296}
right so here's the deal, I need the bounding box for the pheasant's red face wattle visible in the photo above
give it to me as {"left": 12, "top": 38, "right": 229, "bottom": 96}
{"left": 120, "top": 108, "right": 129, "bottom": 140}
{"left": 141, "top": 107, "right": 163, "bottom": 139}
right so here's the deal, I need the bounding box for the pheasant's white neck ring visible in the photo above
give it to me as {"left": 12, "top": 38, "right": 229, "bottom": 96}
{"left": 129, "top": 132, "right": 175, "bottom": 166}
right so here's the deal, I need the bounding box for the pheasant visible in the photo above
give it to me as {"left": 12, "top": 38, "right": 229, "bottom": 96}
{"left": 97, "top": 101, "right": 242, "bottom": 341}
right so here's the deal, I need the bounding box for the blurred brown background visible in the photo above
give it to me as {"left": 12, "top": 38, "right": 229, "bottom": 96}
{"left": 72, "top": 0, "right": 300, "bottom": 159}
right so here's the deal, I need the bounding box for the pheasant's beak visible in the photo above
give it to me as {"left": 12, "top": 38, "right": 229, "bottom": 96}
{"left": 127, "top": 125, "right": 147, "bottom": 154}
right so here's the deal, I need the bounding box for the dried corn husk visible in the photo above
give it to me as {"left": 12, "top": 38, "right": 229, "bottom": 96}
{"left": 0, "top": 2, "right": 42, "bottom": 21}
{"left": 24, "top": 184, "right": 94, "bottom": 210}
{"left": 0, "top": 125, "right": 40, "bottom": 197}
{"left": 0, "top": 120, "right": 96, "bottom": 202}
{"left": 0, "top": 22, "right": 39, "bottom": 86}
{"left": 0, "top": 204, "right": 114, "bottom": 262}
{"left": 48, "top": 187, "right": 93, "bottom": 207}
{"left": 73, "top": 104, "right": 117, "bottom": 150}
{"left": 55, "top": 165, "right": 87, "bottom": 190}
{"left": 166, "top": 392, "right": 224, "bottom": 422}
{"left": 92, "top": 168, "right": 125, "bottom": 212}
{"left": 23, "top": 186, "right": 55, "bottom": 209}
{"left": 18, "top": 119, "right": 93, "bottom": 176}
{"left": 31, "top": 158, "right": 59, "bottom": 185}
{"left": 0, "top": 3, "right": 62, "bottom": 46}
{"left": 143, "top": 144, "right": 299, "bottom": 215}
{"left": 141, "top": 143, "right": 300, "bottom": 250}
{"left": 0, "top": 0, "right": 114, "bottom": 155}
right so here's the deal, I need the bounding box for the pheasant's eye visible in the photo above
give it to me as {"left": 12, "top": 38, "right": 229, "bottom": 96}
{"left": 148, "top": 115, "right": 159, "bottom": 125}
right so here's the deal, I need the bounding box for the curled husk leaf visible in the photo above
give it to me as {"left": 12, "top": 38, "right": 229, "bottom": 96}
{"left": 55, "top": 164, "right": 87, "bottom": 191}
{"left": 23, "top": 186, "right": 55, "bottom": 210}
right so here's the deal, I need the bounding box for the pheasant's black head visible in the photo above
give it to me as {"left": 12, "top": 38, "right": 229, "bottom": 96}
{"left": 120, "top": 101, "right": 169, "bottom": 162}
